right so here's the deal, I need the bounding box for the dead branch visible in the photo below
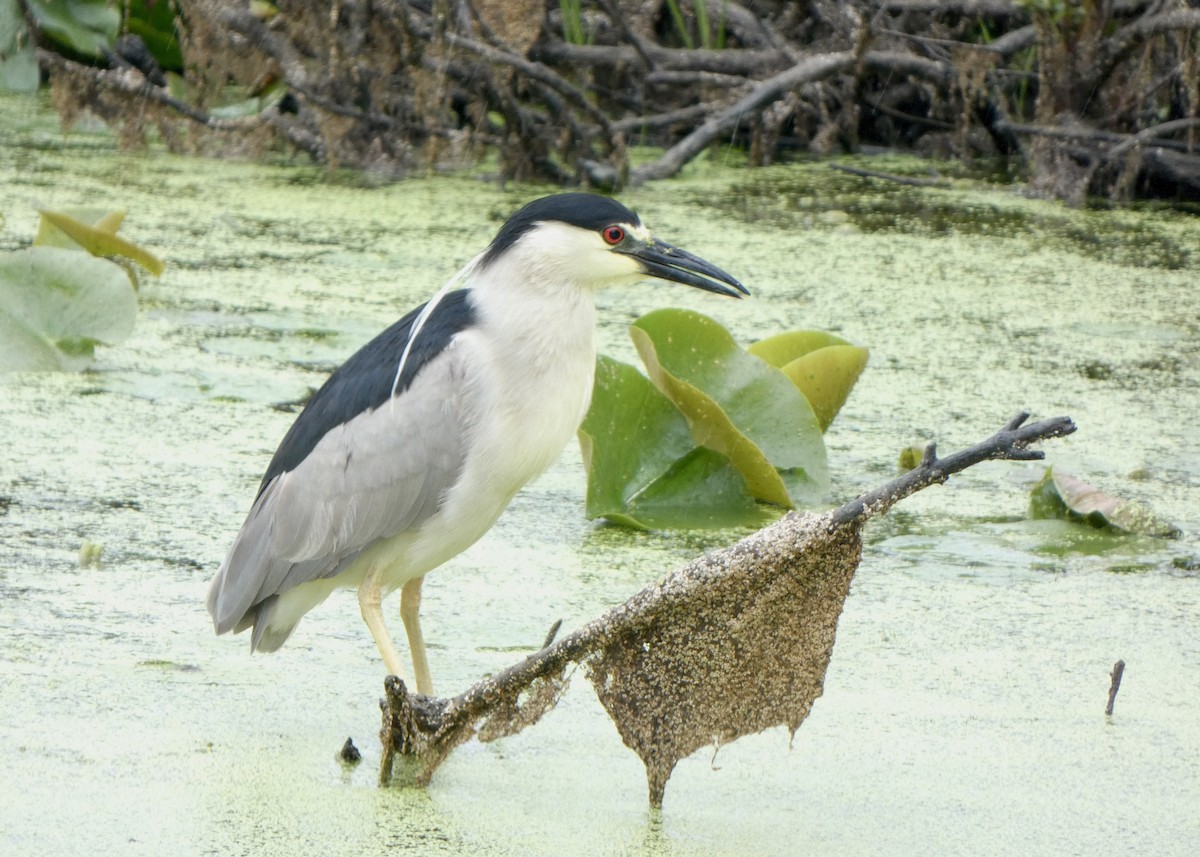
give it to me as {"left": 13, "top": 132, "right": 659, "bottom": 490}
{"left": 36, "top": 49, "right": 237, "bottom": 131}
{"left": 29, "top": 0, "right": 1200, "bottom": 201}
{"left": 999, "top": 121, "right": 1200, "bottom": 155}
{"left": 631, "top": 50, "right": 859, "bottom": 183}
{"left": 380, "top": 412, "right": 1076, "bottom": 806}
{"left": 830, "top": 413, "right": 1075, "bottom": 527}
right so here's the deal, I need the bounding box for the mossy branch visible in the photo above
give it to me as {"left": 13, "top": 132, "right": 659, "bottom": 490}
{"left": 380, "top": 412, "right": 1076, "bottom": 806}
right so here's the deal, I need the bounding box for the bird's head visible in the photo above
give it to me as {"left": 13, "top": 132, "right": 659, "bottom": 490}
{"left": 478, "top": 193, "right": 749, "bottom": 299}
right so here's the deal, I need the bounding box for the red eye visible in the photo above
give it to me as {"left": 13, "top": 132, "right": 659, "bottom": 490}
{"left": 602, "top": 225, "right": 625, "bottom": 245}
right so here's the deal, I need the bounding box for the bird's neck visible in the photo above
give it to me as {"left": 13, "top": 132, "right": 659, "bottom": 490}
{"left": 468, "top": 257, "right": 600, "bottom": 367}
{"left": 467, "top": 259, "right": 599, "bottom": 435}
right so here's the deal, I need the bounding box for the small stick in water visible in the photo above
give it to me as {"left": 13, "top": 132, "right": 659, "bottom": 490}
{"left": 1105, "top": 660, "right": 1126, "bottom": 716}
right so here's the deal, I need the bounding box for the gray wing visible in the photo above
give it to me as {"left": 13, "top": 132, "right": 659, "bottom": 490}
{"left": 206, "top": 346, "right": 474, "bottom": 639}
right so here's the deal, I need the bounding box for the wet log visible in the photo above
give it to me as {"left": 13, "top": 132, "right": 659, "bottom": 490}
{"left": 380, "top": 413, "right": 1076, "bottom": 807}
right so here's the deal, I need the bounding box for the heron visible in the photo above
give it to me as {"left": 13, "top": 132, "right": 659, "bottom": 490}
{"left": 206, "top": 193, "right": 748, "bottom": 696}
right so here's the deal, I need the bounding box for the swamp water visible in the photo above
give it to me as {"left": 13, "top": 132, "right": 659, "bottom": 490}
{"left": 1, "top": 93, "right": 1198, "bottom": 855}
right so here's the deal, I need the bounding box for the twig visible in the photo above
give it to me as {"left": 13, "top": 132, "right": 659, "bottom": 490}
{"left": 632, "top": 50, "right": 859, "bottom": 182}
{"left": 1106, "top": 660, "right": 1126, "bottom": 716}
{"left": 1099, "top": 9, "right": 1200, "bottom": 81}
{"left": 1095, "top": 118, "right": 1200, "bottom": 164}
{"left": 612, "top": 104, "right": 718, "bottom": 133}
{"left": 998, "top": 120, "right": 1200, "bottom": 155}
{"left": 830, "top": 413, "right": 1076, "bottom": 528}
{"left": 529, "top": 41, "right": 788, "bottom": 77}
{"left": 36, "top": 50, "right": 232, "bottom": 129}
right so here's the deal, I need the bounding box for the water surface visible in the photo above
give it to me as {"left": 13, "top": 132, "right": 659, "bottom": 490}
{"left": 1, "top": 93, "right": 1198, "bottom": 856}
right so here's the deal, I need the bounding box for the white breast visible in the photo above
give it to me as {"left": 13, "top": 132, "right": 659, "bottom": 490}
{"left": 393, "top": 266, "right": 598, "bottom": 584}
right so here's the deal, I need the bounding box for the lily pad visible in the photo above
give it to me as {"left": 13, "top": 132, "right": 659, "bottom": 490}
{"left": 630, "top": 309, "right": 828, "bottom": 506}
{"left": 36, "top": 208, "right": 164, "bottom": 278}
{"left": 745, "top": 330, "right": 850, "bottom": 367}
{"left": 1029, "top": 467, "right": 1181, "bottom": 539}
{"left": 580, "top": 356, "right": 766, "bottom": 529}
{"left": 897, "top": 445, "right": 925, "bottom": 472}
{"left": 778, "top": 348, "right": 868, "bottom": 432}
{"left": 747, "top": 331, "right": 869, "bottom": 431}
{"left": 0, "top": 247, "right": 137, "bottom": 371}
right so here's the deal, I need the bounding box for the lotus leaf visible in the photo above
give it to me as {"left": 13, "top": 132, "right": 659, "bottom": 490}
{"left": 0, "top": 247, "right": 137, "bottom": 371}
{"left": 580, "top": 356, "right": 764, "bottom": 529}
{"left": 1029, "top": 467, "right": 1180, "bottom": 539}
{"left": 631, "top": 309, "right": 828, "bottom": 506}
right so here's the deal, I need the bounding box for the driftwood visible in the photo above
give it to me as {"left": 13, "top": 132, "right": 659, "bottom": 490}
{"left": 380, "top": 412, "right": 1076, "bottom": 807}
{"left": 25, "top": 1, "right": 1200, "bottom": 203}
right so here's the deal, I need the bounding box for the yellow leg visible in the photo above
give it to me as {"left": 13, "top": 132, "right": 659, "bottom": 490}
{"left": 358, "top": 568, "right": 409, "bottom": 682}
{"left": 401, "top": 576, "right": 434, "bottom": 696}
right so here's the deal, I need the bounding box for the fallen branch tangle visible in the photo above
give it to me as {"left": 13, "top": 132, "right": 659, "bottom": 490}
{"left": 38, "top": 1, "right": 1200, "bottom": 201}
{"left": 380, "top": 412, "right": 1076, "bottom": 807}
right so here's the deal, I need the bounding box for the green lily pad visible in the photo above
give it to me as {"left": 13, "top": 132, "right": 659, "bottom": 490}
{"left": 748, "top": 332, "right": 869, "bottom": 432}
{"left": 580, "top": 356, "right": 766, "bottom": 529}
{"left": 0, "top": 247, "right": 137, "bottom": 371}
{"left": 779, "top": 346, "right": 867, "bottom": 432}
{"left": 36, "top": 208, "right": 164, "bottom": 277}
{"left": 626, "top": 447, "right": 774, "bottom": 530}
{"left": 897, "top": 445, "right": 925, "bottom": 472}
{"left": 1029, "top": 467, "right": 1181, "bottom": 539}
{"left": 630, "top": 309, "right": 828, "bottom": 506}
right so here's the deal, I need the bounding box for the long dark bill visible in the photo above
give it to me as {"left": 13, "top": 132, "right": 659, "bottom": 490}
{"left": 624, "top": 238, "right": 750, "bottom": 299}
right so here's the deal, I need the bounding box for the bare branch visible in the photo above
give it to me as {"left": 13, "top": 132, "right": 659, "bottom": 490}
{"left": 632, "top": 50, "right": 859, "bottom": 182}
{"left": 381, "top": 412, "right": 1077, "bottom": 805}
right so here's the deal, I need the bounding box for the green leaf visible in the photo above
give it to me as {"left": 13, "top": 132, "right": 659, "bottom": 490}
{"left": 35, "top": 208, "right": 164, "bottom": 276}
{"left": 897, "top": 445, "right": 924, "bottom": 472}
{"left": 0, "top": 247, "right": 137, "bottom": 371}
{"left": 34, "top": 207, "right": 125, "bottom": 247}
{"left": 0, "top": 44, "right": 38, "bottom": 93}
{"left": 629, "top": 447, "right": 773, "bottom": 530}
{"left": 1029, "top": 467, "right": 1181, "bottom": 539}
{"left": 26, "top": 0, "right": 120, "bottom": 58}
{"left": 746, "top": 330, "right": 851, "bottom": 368}
{"left": 748, "top": 331, "right": 869, "bottom": 432}
{"left": 125, "top": 0, "right": 183, "bottom": 70}
{"left": 580, "top": 356, "right": 766, "bottom": 529}
{"left": 778, "top": 345, "right": 869, "bottom": 432}
{"left": 630, "top": 308, "right": 828, "bottom": 506}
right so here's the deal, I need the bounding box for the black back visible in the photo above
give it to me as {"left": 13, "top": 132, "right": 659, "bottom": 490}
{"left": 258, "top": 289, "right": 478, "bottom": 494}
{"left": 480, "top": 193, "right": 641, "bottom": 268}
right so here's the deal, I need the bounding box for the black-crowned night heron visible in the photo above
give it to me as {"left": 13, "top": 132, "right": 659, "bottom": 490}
{"left": 206, "top": 193, "right": 748, "bottom": 695}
